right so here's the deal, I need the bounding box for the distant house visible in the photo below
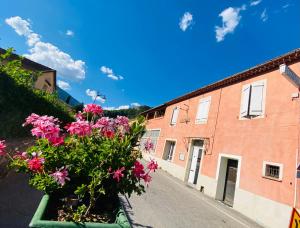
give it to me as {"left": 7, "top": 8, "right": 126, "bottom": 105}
{"left": 0, "top": 48, "right": 81, "bottom": 107}
{"left": 141, "top": 48, "right": 300, "bottom": 228}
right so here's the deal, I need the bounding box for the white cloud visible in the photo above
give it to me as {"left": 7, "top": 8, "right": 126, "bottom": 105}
{"left": 215, "top": 5, "right": 246, "bottom": 42}
{"left": 5, "top": 16, "right": 85, "bottom": 81}
{"left": 250, "top": 0, "right": 262, "bottom": 6}
{"left": 131, "top": 102, "right": 141, "bottom": 107}
{"left": 57, "top": 80, "right": 71, "bottom": 90}
{"left": 282, "top": 4, "right": 290, "bottom": 9}
{"left": 5, "top": 16, "right": 32, "bottom": 36}
{"left": 86, "top": 89, "right": 106, "bottom": 103}
{"left": 179, "top": 12, "right": 193, "bottom": 31}
{"left": 100, "top": 66, "right": 113, "bottom": 75}
{"left": 66, "top": 30, "right": 74, "bottom": 36}
{"left": 107, "top": 74, "right": 119, "bottom": 80}
{"left": 103, "top": 103, "right": 140, "bottom": 110}
{"left": 100, "top": 66, "right": 123, "bottom": 80}
{"left": 260, "top": 9, "right": 268, "bottom": 22}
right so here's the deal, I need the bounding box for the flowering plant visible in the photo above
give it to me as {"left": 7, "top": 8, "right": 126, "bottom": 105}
{"left": 1, "top": 104, "right": 157, "bottom": 222}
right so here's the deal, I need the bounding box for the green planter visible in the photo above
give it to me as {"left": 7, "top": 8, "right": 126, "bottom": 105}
{"left": 29, "top": 195, "right": 131, "bottom": 228}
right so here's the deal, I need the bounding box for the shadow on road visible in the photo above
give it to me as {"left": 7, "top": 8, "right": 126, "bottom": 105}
{"left": 120, "top": 195, "right": 154, "bottom": 228}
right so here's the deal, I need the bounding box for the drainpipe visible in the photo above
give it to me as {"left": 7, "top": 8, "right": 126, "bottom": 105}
{"left": 294, "top": 87, "right": 300, "bottom": 208}
{"left": 209, "top": 88, "right": 223, "bottom": 155}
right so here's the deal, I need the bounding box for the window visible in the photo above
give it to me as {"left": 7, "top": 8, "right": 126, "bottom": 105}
{"left": 196, "top": 96, "right": 211, "bottom": 124}
{"left": 140, "top": 130, "right": 160, "bottom": 153}
{"left": 170, "top": 107, "right": 179, "bottom": 125}
{"left": 240, "top": 80, "right": 266, "bottom": 118}
{"left": 262, "top": 161, "right": 283, "bottom": 181}
{"left": 163, "top": 141, "right": 176, "bottom": 161}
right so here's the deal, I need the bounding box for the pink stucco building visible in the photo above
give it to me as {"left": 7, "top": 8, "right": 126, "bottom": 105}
{"left": 141, "top": 49, "right": 300, "bottom": 227}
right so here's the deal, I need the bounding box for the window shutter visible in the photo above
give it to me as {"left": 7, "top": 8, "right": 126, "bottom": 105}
{"left": 171, "top": 107, "right": 179, "bottom": 125}
{"left": 196, "top": 98, "right": 211, "bottom": 122}
{"left": 240, "top": 84, "right": 251, "bottom": 117}
{"left": 249, "top": 81, "right": 264, "bottom": 116}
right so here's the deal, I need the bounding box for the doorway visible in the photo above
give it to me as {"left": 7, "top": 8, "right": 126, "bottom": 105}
{"left": 187, "top": 140, "right": 204, "bottom": 185}
{"left": 223, "top": 159, "right": 238, "bottom": 207}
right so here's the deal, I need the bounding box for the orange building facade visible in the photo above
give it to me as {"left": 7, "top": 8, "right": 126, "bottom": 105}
{"left": 141, "top": 49, "right": 300, "bottom": 227}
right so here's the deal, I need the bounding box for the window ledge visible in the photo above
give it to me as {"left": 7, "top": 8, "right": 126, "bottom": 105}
{"left": 262, "top": 175, "right": 282, "bottom": 182}
{"left": 195, "top": 120, "right": 207, "bottom": 125}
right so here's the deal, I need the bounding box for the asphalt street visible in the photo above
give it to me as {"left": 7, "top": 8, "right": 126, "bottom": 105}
{"left": 121, "top": 168, "right": 263, "bottom": 228}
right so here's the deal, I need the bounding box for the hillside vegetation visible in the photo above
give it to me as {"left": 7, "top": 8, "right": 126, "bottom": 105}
{"left": 104, "top": 105, "right": 151, "bottom": 119}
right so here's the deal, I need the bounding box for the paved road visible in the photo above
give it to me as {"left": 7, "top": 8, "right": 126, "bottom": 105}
{"left": 121, "top": 168, "right": 263, "bottom": 228}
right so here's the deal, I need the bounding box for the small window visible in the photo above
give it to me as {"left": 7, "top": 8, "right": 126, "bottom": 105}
{"left": 163, "top": 141, "right": 176, "bottom": 161}
{"left": 170, "top": 107, "right": 179, "bottom": 125}
{"left": 240, "top": 80, "right": 266, "bottom": 118}
{"left": 265, "top": 165, "right": 279, "bottom": 179}
{"left": 263, "top": 162, "right": 283, "bottom": 181}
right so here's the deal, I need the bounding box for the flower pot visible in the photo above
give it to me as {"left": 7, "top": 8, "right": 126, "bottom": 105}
{"left": 29, "top": 195, "right": 131, "bottom": 228}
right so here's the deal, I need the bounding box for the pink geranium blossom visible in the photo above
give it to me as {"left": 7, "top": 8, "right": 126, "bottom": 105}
{"left": 142, "top": 173, "right": 152, "bottom": 186}
{"left": 75, "top": 112, "right": 85, "bottom": 121}
{"left": 13, "top": 151, "right": 28, "bottom": 160}
{"left": 114, "top": 116, "right": 130, "bottom": 133}
{"left": 65, "top": 120, "right": 92, "bottom": 137}
{"left": 50, "top": 167, "right": 70, "bottom": 186}
{"left": 48, "top": 136, "right": 64, "bottom": 146}
{"left": 147, "top": 159, "right": 158, "bottom": 172}
{"left": 132, "top": 161, "right": 145, "bottom": 178}
{"left": 24, "top": 114, "right": 62, "bottom": 146}
{"left": 113, "top": 167, "right": 125, "bottom": 182}
{"left": 27, "top": 157, "right": 45, "bottom": 173}
{"left": 84, "top": 104, "right": 103, "bottom": 116}
{"left": 0, "top": 140, "right": 6, "bottom": 156}
{"left": 144, "top": 139, "right": 154, "bottom": 151}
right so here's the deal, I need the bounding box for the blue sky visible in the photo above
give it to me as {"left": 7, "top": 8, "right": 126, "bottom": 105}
{"left": 0, "top": 0, "right": 299, "bottom": 109}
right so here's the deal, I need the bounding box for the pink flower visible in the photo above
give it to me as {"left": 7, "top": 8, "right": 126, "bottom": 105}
{"left": 48, "top": 136, "right": 64, "bottom": 146}
{"left": 13, "top": 152, "right": 28, "bottom": 160}
{"left": 92, "top": 117, "right": 112, "bottom": 129}
{"left": 103, "top": 129, "right": 115, "bottom": 138}
{"left": 22, "top": 113, "right": 40, "bottom": 126}
{"left": 114, "top": 116, "right": 130, "bottom": 133}
{"left": 83, "top": 104, "right": 103, "bottom": 116}
{"left": 27, "top": 157, "right": 44, "bottom": 173}
{"left": 24, "top": 114, "right": 62, "bottom": 144}
{"left": 65, "top": 120, "right": 92, "bottom": 137}
{"left": 132, "top": 161, "right": 145, "bottom": 178}
{"left": 142, "top": 173, "right": 152, "bottom": 186}
{"left": 144, "top": 139, "right": 154, "bottom": 152}
{"left": 147, "top": 159, "right": 158, "bottom": 172}
{"left": 75, "top": 112, "right": 85, "bottom": 121}
{"left": 113, "top": 167, "right": 125, "bottom": 182}
{"left": 50, "top": 167, "right": 70, "bottom": 186}
{"left": 0, "top": 140, "right": 6, "bottom": 156}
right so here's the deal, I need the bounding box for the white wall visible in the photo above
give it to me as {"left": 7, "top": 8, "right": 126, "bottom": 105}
{"left": 143, "top": 152, "right": 186, "bottom": 181}
{"left": 234, "top": 188, "right": 292, "bottom": 228}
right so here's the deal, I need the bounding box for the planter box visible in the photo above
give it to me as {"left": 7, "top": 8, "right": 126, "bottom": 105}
{"left": 29, "top": 195, "right": 131, "bottom": 228}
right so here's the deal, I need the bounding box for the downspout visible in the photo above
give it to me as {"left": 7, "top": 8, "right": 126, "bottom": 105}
{"left": 209, "top": 88, "right": 223, "bottom": 155}
{"left": 294, "top": 86, "right": 300, "bottom": 208}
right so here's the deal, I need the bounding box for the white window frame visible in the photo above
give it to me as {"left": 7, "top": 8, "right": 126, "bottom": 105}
{"left": 262, "top": 161, "right": 283, "bottom": 181}
{"left": 239, "top": 79, "right": 267, "bottom": 120}
{"left": 195, "top": 96, "right": 211, "bottom": 124}
{"left": 163, "top": 139, "right": 177, "bottom": 162}
{"left": 170, "top": 106, "right": 180, "bottom": 126}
